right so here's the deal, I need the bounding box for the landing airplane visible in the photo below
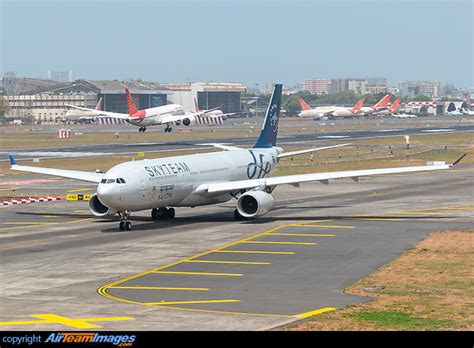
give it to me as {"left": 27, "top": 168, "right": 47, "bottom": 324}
{"left": 298, "top": 97, "right": 366, "bottom": 118}
{"left": 9, "top": 84, "right": 465, "bottom": 231}
{"left": 63, "top": 97, "right": 103, "bottom": 124}
{"left": 359, "top": 94, "right": 392, "bottom": 116}
{"left": 67, "top": 89, "right": 228, "bottom": 132}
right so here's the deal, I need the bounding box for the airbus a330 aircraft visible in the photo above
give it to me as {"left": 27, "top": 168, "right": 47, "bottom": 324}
{"left": 68, "top": 89, "right": 229, "bottom": 132}
{"left": 9, "top": 84, "right": 465, "bottom": 231}
{"left": 297, "top": 96, "right": 366, "bottom": 118}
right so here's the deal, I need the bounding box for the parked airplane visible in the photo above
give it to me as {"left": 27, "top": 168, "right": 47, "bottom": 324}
{"left": 63, "top": 98, "right": 103, "bottom": 124}
{"left": 389, "top": 98, "right": 417, "bottom": 118}
{"left": 446, "top": 102, "right": 463, "bottom": 116}
{"left": 298, "top": 97, "right": 366, "bottom": 118}
{"left": 67, "top": 89, "right": 229, "bottom": 132}
{"left": 359, "top": 94, "right": 392, "bottom": 115}
{"left": 9, "top": 84, "right": 465, "bottom": 231}
{"left": 461, "top": 108, "right": 474, "bottom": 116}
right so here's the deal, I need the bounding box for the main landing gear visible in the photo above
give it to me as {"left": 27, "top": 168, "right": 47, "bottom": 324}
{"left": 138, "top": 127, "right": 147, "bottom": 132}
{"left": 151, "top": 207, "right": 175, "bottom": 220}
{"left": 118, "top": 211, "right": 132, "bottom": 231}
{"left": 164, "top": 125, "right": 172, "bottom": 133}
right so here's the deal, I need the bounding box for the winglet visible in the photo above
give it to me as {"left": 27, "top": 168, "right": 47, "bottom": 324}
{"left": 451, "top": 153, "right": 467, "bottom": 167}
{"left": 8, "top": 154, "right": 17, "bottom": 166}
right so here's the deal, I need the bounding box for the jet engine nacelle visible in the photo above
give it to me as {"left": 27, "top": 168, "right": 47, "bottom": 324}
{"left": 182, "top": 115, "right": 196, "bottom": 126}
{"left": 237, "top": 190, "right": 275, "bottom": 218}
{"left": 88, "top": 193, "right": 117, "bottom": 217}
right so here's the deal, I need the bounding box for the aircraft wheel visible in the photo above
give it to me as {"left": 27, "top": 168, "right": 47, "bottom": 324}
{"left": 168, "top": 208, "right": 175, "bottom": 219}
{"left": 151, "top": 208, "right": 159, "bottom": 220}
{"left": 234, "top": 209, "right": 245, "bottom": 221}
{"left": 119, "top": 221, "right": 126, "bottom": 231}
{"left": 125, "top": 221, "right": 132, "bottom": 231}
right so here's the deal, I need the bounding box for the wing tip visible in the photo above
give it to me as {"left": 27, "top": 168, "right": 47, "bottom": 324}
{"left": 451, "top": 153, "right": 467, "bottom": 167}
{"left": 8, "top": 154, "right": 17, "bottom": 166}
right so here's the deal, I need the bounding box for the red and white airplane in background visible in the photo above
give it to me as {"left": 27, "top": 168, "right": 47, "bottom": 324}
{"left": 359, "top": 94, "right": 392, "bottom": 115}
{"left": 297, "top": 97, "right": 366, "bottom": 118}
{"left": 67, "top": 89, "right": 229, "bottom": 132}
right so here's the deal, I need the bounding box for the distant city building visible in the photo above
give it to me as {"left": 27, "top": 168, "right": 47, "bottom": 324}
{"left": 48, "top": 70, "right": 75, "bottom": 83}
{"left": 263, "top": 83, "right": 275, "bottom": 95}
{"left": 397, "top": 80, "right": 441, "bottom": 99}
{"left": 330, "top": 78, "right": 368, "bottom": 95}
{"left": 303, "top": 79, "right": 329, "bottom": 95}
{"left": 366, "top": 85, "right": 388, "bottom": 95}
{"left": 3, "top": 72, "right": 16, "bottom": 78}
{"left": 366, "top": 77, "right": 387, "bottom": 86}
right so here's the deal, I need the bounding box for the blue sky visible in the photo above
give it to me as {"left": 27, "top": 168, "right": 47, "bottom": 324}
{"left": 1, "top": 0, "right": 472, "bottom": 87}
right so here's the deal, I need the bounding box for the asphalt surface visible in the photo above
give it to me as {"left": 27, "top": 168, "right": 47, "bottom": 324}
{"left": 0, "top": 164, "right": 472, "bottom": 330}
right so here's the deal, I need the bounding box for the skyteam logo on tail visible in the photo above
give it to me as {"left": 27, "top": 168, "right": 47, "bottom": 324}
{"left": 269, "top": 103, "right": 279, "bottom": 132}
{"left": 247, "top": 150, "right": 271, "bottom": 179}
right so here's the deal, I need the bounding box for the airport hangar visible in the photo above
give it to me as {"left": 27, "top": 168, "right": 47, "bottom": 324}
{"left": 2, "top": 78, "right": 246, "bottom": 123}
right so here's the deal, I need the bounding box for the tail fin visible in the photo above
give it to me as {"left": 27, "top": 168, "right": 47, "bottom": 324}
{"left": 389, "top": 97, "right": 401, "bottom": 112}
{"left": 253, "top": 84, "right": 282, "bottom": 148}
{"left": 298, "top": 97, "right": 312, "bottom": 111}
{"left": 125, "top": 88, "right": 138, "bottom": 115}
{"left": 351, "top": 97, "right": 366, "bottom": 113}
{"left": 194, "top": 98, "right": 202, "bottom": 112}
{"left": 95, "top": 97, "right": 103, "bottom": 111}
{"left": 372, "top": 94, "right": 391, "bottom": 110}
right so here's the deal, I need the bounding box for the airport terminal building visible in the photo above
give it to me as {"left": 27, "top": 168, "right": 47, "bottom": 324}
{"left": 1, "top": 78, "right": 246, "bottom": 123}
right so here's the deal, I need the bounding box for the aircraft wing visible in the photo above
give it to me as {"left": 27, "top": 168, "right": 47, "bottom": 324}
{"left": 195, "top": 156, "right": 465, "bottom": 195}
{"left": 278, "top": 143, "right": 351, "bottom": 159}
{"left": 8, "top": 155, "right": 103, "bottom": 183}
{"left": 65, "top": 105, "right": 130, "bottom": 120}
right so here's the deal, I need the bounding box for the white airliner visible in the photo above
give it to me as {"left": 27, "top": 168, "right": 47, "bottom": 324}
{"left": 446, "top": 102, "right": 464, "bottom": 116}
{"left": 298, "top": 97, "right": 366, "bottom": 118}
{"left": 9, "top": 84, "right": 465, "bottom": 231}
{"left": 67, "top": 89, "right": 229, "bottom": 133}
{"left": 359, "top": 94, "right": 392, "bottom": 116}
{"left": 461, "top": 108, "right": 474, "bottom": 116}
{"left": 63, "top": 97, "right": 103, "bottom": 123}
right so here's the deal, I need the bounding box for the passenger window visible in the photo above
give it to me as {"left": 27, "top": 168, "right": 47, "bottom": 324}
{"left": 106, "top": 179, "right": 115, "bottom": 184}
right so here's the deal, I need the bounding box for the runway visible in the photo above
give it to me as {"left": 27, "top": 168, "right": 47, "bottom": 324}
{"left": 0, "top": 164, "right": 472, "bottom": 330}
{"left": 2, "top": 121, "right": 473, "bottom": 161}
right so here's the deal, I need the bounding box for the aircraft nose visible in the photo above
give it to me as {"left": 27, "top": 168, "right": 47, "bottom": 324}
{"left": 97, "top": 183, "right": 116, "bottom": 207}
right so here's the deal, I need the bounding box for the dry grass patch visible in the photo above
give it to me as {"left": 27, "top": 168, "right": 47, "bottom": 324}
{"left": 291, "top": 230, "right": 474, "bottom": 331}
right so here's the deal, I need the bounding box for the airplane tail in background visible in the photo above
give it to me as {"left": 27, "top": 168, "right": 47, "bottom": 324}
{"left": 372, "top": 94, "right": 391, "bottom": 110}
{"left": 298, "top": 97, "right": 312, "bottom": 111}
{"left": 351, "top": 97, "right": 366, "bottom": 113}
{"left": 388, "top": 97, "right": 401, "bottom": 112}
{"left": 194, "top": 98, "right": 202, "bottom": 112}
{"left": 253, "top": 84, "right": 282, "bottom": 148}
{"left": 95, "top": 97, "right": 103, "bottom": 111}
{"left": 125, "top": 88, "right": 139, "bottom": 115}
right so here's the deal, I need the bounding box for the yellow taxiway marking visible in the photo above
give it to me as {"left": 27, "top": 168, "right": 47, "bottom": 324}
{"left": 153, "top": 271, "right": 242, "bottom": 277}
{"left": 296, "top": 307, "right": 337, "bottom": 318}
{"left": 0, "top": 314, "right": 134, "bottom": 329}
{"left": 67, "top": 188, "right": 95, "bottom": 192}
{"left": 42, "top": 215, "right": 61, "bottom": 218}
{"left": 147, "top": 299, "right": 240, "bottom": 306}
{"left": 0, "top": 187, "right": 20, "bottom": 191}
{"left": 110, "top": 286, "right": 209, "bottom": 291}
{"left": 391, "top": 211, "right": 449, "bottom": 215}
{"left": 74, "top": 210, "right": 90, "bottom": 213}
{"left": 270, "top": 232, "right": 336, "bottom": 237}
{"left": 184, "top": 260, "right": 271, "bottom": 265}
{"left": 293, "top": 224, "right": 354, "bottom": 229}
{"left": 348, "top": 217, "right": 405, "bottom": 221}
{"left": 241, "top": 240, "right": 316, "bottom": 246}
{"left": 2, "top": 221, "right": 56, "bottom": 225}
{"left": 215, "top": 250, "right": 295, "bottom": 255}
{"left": 0, "top": 217, "right": 94, "bottom": 231}
{"left": 436, "top": 207, "right": 474, "bottom": 211}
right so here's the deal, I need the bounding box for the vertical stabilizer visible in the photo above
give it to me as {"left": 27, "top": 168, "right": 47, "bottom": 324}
{"left": 253, "top": 84, "right": 283, "bottom": 148}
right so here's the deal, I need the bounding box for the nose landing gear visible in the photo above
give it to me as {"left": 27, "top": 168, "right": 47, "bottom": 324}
{"left": 138, "top": 127, "right": 147, "bottom": 132}
{"left": 118, "top": 211, "right": 132, "bottom": 231}
{"left": 164, "top": 125, "right": 172, "bottom": 133}
{"left": 151, "top": 207, "right": 175, "bottom": 220}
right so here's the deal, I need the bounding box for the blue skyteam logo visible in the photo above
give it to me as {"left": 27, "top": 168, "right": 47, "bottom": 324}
{"left": 269, "top": 103, "right": 279, "bottom": 132}
{"left": 247, "top": 150, "right": 271, "bottom": 179}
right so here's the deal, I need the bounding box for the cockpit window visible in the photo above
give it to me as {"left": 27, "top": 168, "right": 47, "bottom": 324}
{"left": 100, "top": 179, "right": 107, "bottom": 184}
{"left": 120, "top": 178, "right": 126, "bottom": 183}
{"left": 106, "top": 179, "right": 116, "bottom": 184}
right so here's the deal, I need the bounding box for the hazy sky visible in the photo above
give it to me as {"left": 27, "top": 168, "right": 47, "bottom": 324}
{"left": 1, "top": 0, "right": 473, "bottom": 88}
